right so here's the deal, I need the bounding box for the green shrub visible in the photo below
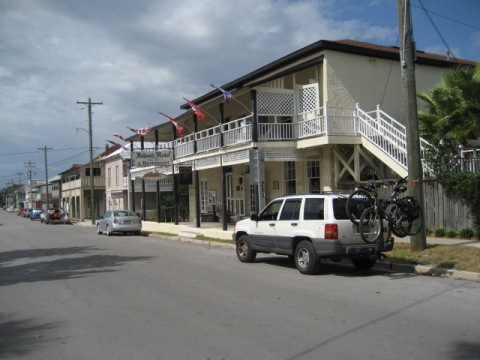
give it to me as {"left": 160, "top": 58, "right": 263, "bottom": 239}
{"left": 435, "top": 228, "right": 447, "bottom": 237}
{"left": 459, "top": 228, "right": 474, "bottom": 239}
{"left": 446, "top": 230, "right": 457, "bottom": 238}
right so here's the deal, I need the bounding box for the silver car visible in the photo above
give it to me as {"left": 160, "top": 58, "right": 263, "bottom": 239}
{"left": 96, "top": 210, "right": 142, "bottom": 236}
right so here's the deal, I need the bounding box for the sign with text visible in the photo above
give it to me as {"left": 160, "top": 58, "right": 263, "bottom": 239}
{"left": 132, "top": 150, "right": 173, "bottom": 167}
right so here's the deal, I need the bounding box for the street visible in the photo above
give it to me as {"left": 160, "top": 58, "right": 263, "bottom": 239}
{"left": 1, "top": 211, "right": 479, "bottom": 360}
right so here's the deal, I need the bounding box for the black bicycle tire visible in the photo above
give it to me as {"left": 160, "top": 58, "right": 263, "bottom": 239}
{"left": 395, "top": 197, "right": 424, "bottom": 236}
{"left": 359, "top": 206, "right": 383, "bottom": 243}
{"left": 384, "top": 203, "right": 409, "bottom": 238}
{"left": 346, "top": 190, "right": 374, "bottom": 225}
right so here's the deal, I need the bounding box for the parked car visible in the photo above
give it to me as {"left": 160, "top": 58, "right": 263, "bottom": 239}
{"left": 41, "top": 208, "right": 71, "bottom": 224}
{"left": 28, "top": 208, "right": 43, "bottom": 220}
{"left": 17, "top": 208, "right": 27, "bottom": 217}
{"left": 96, "top": 210, "right": 142, "bottom": 236}
{"left": 232, "top": 194, "right": 394, "bottom": 275}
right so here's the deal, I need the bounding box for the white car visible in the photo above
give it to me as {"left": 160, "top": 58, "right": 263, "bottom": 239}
{"left": 96, "top": 210, "right": 142, "bottom": 236}
{"left": 233, "top": 194, "right": 393, "bottom": 274}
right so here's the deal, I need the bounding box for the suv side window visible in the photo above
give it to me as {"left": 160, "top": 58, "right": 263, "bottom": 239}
{"left": 279, "top": 199, "right": 301, "bottom": 220}
{"left": 258, "top": 200, "right": 283, "bottom": 221}
{"left": 304, "top": 198, "right": 324, "bottom": 220}
{"left": 333, "top": 198, "right": 349, "bottom": 219}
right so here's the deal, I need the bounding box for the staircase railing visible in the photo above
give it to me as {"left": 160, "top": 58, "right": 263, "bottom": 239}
{"left": 355, "top": 104, "right": 434, "bottom": 176}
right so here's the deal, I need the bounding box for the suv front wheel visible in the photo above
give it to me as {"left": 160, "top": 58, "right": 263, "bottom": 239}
{"left": 295, "top": 240, "right": 321, "bottom": 275}
{"left": 236, "top": 235, "right": 257, "bottom": 263}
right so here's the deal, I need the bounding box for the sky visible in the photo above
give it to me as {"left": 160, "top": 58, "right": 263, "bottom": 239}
{"left": 1, "top": 0, "right": 479, "bottom": 189}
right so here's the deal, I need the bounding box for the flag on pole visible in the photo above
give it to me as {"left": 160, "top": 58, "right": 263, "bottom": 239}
{"left": 113, "top": 134, "right": 128, "bottom": 142}
{"left": 158, "top": 112, "right": 185, "bottom": 138}
{"left": 127, "top": 126, "right": 151, "bottom": 135}
{"left": 210, "top": 84, "right": 233, "bottom": 102}
{"left": 183, "top": 98, "right": 206, "bottom": 121}
{"left": 106, "top": 140, "right": 129, "bottom": 150}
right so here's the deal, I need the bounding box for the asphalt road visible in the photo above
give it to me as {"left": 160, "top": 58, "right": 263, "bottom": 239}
{"left": 1, "top": 211, "right": 479, "bottom": 360}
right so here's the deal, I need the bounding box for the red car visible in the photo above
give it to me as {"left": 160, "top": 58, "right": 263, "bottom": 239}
{"left": 44, "top": 209, "right": 71, "bottom": 224}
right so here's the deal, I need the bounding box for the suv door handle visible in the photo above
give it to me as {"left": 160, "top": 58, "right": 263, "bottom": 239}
{"left": 269, "top": 223, "right": 275, "bottom": 227}
{"left": 291, "top": 223, "right": 298, "bottom": 226}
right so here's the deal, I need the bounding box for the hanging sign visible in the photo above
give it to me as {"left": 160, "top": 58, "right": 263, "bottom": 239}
{"left": 132, "top": 150, "right": 173, "bottom": 167}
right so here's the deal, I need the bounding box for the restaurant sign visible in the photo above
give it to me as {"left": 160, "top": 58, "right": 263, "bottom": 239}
{"left": 132, "top": 150, "right": 173, "bottom": 167}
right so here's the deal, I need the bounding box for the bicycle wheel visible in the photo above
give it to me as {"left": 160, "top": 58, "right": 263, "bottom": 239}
{"left": 346, "top": 190, "right": 374, "bottom": 225}
{"left": 396, "top": 199, "right": 424, "bottom": 236}
{"left": 384, "top": 203, "right": 409, "bottom": 238}
{"left": 359, "top": 206, "right": 383, "bottom": 243}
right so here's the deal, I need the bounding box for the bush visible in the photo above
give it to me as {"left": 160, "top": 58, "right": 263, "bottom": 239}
{"left": 435, "top": 228, "right": 447, "bottom": 237}
{"left": 459, "top": 228, "right": 474, "bottom": 239}
{"left": 446, "top": 230, "right": 457, "bottom": 238}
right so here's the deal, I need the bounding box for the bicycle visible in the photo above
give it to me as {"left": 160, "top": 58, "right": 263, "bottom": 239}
{"left": 359, "top": 178, "right": 424, "bottom": 243}
{"left": 346, "top": 180, "right": 393, "bottom": 225}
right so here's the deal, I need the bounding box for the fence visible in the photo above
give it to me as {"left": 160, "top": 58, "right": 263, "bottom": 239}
{"left": 423, "top": 180, "right": 473, "bottom": 231}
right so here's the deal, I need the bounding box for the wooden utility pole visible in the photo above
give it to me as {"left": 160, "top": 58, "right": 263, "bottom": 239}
{"left": 397, "top": 0, "right": 426, "bottom": 250}
{"left": 24, "top": 161, "right": 35, "bottom": 208}
{"left": 38, "top": 145, "right": 53, "bottom": 208}
{"left": 77, "top": 98, "right": 103, "bottom": 225}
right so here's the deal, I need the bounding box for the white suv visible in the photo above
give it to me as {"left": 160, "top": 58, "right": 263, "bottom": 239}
{"left": 233, "top": 194, "right": 393, "bottom": 274}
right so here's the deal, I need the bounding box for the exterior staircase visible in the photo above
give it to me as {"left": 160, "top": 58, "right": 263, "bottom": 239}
{"left": 354, "top": 104, "right": 432, "bottom": 178}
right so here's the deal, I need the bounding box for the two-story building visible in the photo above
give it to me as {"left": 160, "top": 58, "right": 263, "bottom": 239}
{"left": 59, "top": 144, "right": 120, "bottom": 221}
{"left": 124, "top": 39, "right": 475, "bottom": 229}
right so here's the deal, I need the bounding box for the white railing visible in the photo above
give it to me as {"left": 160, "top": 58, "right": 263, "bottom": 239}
{"left": 356, "top": 104, "right": 434, "bottom": 175}
{"left": 195, "top": 124, "right": 222, "bottom": 153}
{"left": 222, "top": 115, "right": 253, "bottom": 146}
{"left": 297, "top": 108, "right": 326, "bottom": 138}
{"left": 258, "top": 122, "right": 295, "bottom": 140}
{"left": 174, "top": 133, "right": 195, "bottom": 158}
{"left": 326, "top": 106, "right": 357, "bottom": 135}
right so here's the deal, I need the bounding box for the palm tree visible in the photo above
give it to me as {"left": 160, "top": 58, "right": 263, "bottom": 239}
{"left": 418, "top": 63, "right": 480, "bottom": 156}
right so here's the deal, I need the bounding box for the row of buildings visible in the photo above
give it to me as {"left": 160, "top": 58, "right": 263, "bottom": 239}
{"left": 10, "top": 39, "right": 478, "bottom": 229}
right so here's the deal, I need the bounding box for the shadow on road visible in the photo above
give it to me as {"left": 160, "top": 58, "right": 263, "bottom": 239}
{"left": 0, "top": 246, "right": 153, "bottom": 286}
{"left": 0, "top": 313, "right": 61, "bottom": 359}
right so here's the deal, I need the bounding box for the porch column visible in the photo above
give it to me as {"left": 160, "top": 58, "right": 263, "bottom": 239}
{"left": 320, "top": 146, "right": 335, "bottom": 192}
{"left": 156, "top": 180, "right": 161, "bottom": 223}
{"left": 251, "top": 90, "right": 258, "bottom": 142}
{"left": 173, "top": 166, "right": 179, "bottom": 225}
{"left": 141, "top": 178, "right": 146, "bottom": 221}
{"left": 221, "top": 165, "right": 228, "bottom": 231}
{"left": 131, "top": 179, "right": 135, "bottom": 212}
{"left": 195, "top": 170, "right": 200, "bottom": 228}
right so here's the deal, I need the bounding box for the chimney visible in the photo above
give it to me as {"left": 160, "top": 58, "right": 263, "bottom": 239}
{"left": 105, "top": 144, "right": 109, "bottom": 152}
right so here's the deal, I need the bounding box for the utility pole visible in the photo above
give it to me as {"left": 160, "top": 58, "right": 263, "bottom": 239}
{"left": 38, "top": 145, "right": 53, "bottom": 209}
{"left": 397, "top": 0, "right": 426, "bottom": 250}
{"left": 77, "top": 97, "right": 103, "bottom": 225}
{"left": 24, "top": 161, "right": 36, "bottom": 209}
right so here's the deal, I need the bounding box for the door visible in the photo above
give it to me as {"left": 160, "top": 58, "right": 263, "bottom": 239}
{"left": 251, "top": 199, "right": 283, "bottom": 249}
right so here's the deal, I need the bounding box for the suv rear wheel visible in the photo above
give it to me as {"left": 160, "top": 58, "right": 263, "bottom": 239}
{"left": 236, "top": 235, "right": 257, "bottom": 263}
{"left": 295, "top": 240, "right": 321, "bottom": 275}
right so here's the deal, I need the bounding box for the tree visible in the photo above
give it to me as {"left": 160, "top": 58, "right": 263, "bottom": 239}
{"left": 417, "top": 63, "right": 480, "bottom": 238}
{"left": 418, "top": 63, "right": 480, "bottom": 155}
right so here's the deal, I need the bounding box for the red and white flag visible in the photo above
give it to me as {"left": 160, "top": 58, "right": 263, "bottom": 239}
{"left": 158, "top": 112, "right": 185, "bottom": 138}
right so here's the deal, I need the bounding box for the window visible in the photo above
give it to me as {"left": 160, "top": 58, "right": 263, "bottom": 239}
{"left": 307, "top": 161, "right": 320, "bottom": 193}
{"left": 108, "top": 167, "right": 111, "bottom": 187}
{"left": 200, "top": 179, "right": 208, "bottom": 213}
{"left": 115, "top": 165, "right": 119, "bottom": 186}
{"left": 304, "top": 198, "right": 325, "bottom": 220}
{"left": 258, "top": 200, "right": 283, "bottom": 221}
{"left": 284, "top": 161, "right": 296, "bottom": 194}
{"left": 333, "top": 198, "right": 349, "bottom": 220}
{"left": 85, "top": 168, "right": 101, "bottom": 176}
{"left": 279, "top": 199, "right": 301, "bottom": 220}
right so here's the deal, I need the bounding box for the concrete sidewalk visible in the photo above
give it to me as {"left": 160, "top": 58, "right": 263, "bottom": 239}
{"left": 77, "top": 219, "right": 480, "bottom": 247}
